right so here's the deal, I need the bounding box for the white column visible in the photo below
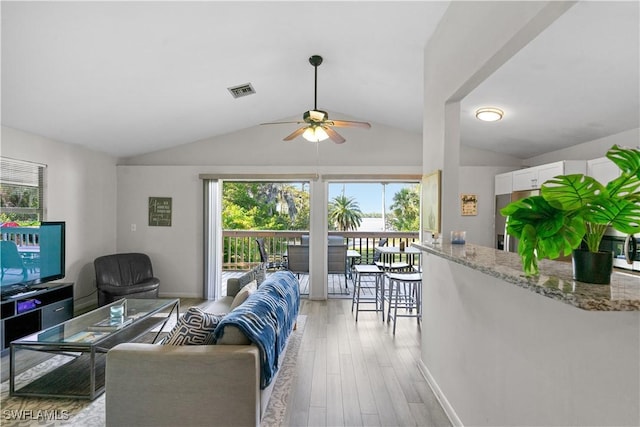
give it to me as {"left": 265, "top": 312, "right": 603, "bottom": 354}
{"left": 308, "top": 178, "right": 327, "bottom": 300}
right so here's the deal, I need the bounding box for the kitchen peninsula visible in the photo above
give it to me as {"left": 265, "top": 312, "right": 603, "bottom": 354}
{"left": 413, "top": 241, "right": 639, "bottom": 427}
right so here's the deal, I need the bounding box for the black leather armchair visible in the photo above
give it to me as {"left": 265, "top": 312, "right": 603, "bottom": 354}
{"left": 94, "top": 253, "right": 160, "bottom": 306}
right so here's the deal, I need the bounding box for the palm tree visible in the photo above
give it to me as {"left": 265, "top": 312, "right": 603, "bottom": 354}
{"left": 389, "top": 186, "right": 420, "bottom": 231}
{"left": 328, "top": 195, "right": 363, "bottom": 231}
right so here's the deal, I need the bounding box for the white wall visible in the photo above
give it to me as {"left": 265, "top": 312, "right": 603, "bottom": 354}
{"left": 524, "top": 127, "right": 640, "bottom": 166}
{"left": 421, "top": 254, "right": 640, "bottom": 426}
{"left": 460, "top": 145, "right": 523, "bottom": 167}
{"left": 116, "top": 166, "right": 205, "bottom": 298}
{"left": 457, "top": 166, "right": 515, "bottom": 248}
{"left": 122, "top": 113, "right": 422, "bottom": 167}
{"left": 1, "top": 126, "right": 117, "bottom": 311}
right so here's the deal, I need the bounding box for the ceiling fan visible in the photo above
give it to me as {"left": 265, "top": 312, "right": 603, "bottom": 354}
{"left": 261, "top": 55, "right": 371, "bottom": 144}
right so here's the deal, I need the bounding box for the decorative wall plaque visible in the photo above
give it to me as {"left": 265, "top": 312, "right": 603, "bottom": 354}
{"left": 460, "top": 194, "right": 478, "bottom": 216}
{"left": 148, "top": 197, "right": 172, "bottom": 226}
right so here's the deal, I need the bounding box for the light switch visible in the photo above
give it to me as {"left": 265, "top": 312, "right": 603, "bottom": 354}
{"left": 131, "top": 224, "right": 137, "bottom": 232}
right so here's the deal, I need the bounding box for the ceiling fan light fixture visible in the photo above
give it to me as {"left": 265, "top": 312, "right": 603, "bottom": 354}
{"left": 303, "top": 126, "right": 329, "bottom": 142}
{"left": 475, "top": 107, "right": 504, "bottom": 122}
{"left": 261, "top": 54, "right": 370, "bottom": 143}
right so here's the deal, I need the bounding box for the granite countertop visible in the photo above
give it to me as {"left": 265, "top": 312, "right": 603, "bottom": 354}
{"left": 412, "top": 241, "right": 640, "bottom": 312}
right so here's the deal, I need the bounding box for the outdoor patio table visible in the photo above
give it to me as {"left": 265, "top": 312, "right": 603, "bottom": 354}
{"left": 375, "top": 245, "right": 421, "bottom": 269}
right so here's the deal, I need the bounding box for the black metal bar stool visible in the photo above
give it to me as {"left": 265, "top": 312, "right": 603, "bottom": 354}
{"left": 351, "top": 264, "right": 383, "bottom": 321}
{"left": 385, "top": 272, "right": 422, "bottom": 334}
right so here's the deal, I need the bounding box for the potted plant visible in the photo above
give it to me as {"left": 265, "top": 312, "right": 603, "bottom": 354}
{"left": 501, "top": 144, "right": 640, "bottom": 283}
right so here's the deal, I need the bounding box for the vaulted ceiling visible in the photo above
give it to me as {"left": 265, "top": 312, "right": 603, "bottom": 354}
{"left": 2, "top": 1, "right": 638, "bottom": 159}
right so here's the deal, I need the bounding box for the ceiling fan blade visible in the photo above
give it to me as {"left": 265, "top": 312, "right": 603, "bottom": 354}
{"left": 329, "top": 120, "right": 371, "bottom": 129}
{"left": 261, "top": 121, "right": 305, "bottom": 125}
{"left": 324, "top": 126, "right": 346, "bottom": 144}
{"left": 283, "top": 127, "right": 307, "bottom": 141}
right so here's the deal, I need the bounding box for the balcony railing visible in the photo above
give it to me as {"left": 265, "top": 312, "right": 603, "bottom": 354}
{"left": 222, "top": 230, "right": 420, "bottom": 270}
{"left": 0, "top": 226, "right": 40, "bottom": 247}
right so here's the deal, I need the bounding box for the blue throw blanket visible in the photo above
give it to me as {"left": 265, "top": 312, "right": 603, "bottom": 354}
{"left": 213, "top": 270, "right": 300, "bottom": 389}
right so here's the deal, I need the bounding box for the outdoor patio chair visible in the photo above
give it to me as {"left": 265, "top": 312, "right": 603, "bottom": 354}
{"left": 371, "top": 238, "right": 388, "bottom": 264}
{"left": 255, "top": 238, "right": 287, "bottom": 270}
{"left": 328, "top": 244, "right": 349, "bottom": 293}
{"left": 286, "top": 244, "right": 309, "bottom": 277}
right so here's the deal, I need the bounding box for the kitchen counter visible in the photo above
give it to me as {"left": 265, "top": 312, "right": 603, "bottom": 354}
{"left": 413, "top": 241, "right": 640, "bottom": 311}
{"left": 414, "top": 240, "right": 640, "bottom": 426}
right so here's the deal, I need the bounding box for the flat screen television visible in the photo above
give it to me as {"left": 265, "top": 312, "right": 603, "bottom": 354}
{"left": 0, "top": 221, "right": 65, "bottom": 296}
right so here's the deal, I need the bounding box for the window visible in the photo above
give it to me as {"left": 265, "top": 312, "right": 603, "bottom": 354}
{"left": 327, "top": 182, "right": 421, "bottom": 232}
{"left": 0, "top": 157, "right": 45, "bottom": 224}
{"left": 221, "top": 180, "right": 310, "bottom": 270}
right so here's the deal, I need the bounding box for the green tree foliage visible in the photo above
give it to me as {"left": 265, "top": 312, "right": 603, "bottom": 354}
{"left": 328, "top": 195, "right": 363, "bottom": 231}
{"left": 222, "top": 182, "right": 309, "bottom": 230}
{"left": 388, "top": 185, "right": 420, "bottom": 231}
{"left": 0, "top": 184, "right": 41, "bottom": 223}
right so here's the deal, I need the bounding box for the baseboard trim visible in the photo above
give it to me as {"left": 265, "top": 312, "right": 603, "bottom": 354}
{"left": 418, "top": 359, "right": 464, "bottom": 427}
{"left": 74, "top": 299, "right": 97, "bottom": 315}
{"left": 158, "top": 292, "right": 204, "bottom": 299}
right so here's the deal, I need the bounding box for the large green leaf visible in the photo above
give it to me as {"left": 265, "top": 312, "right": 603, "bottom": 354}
{"left": 502, "top": 196, "right": 563, "bottom": 238}
{"left": 607, "top": 144, "right": 640, "bottom": 177}
{"left": 606, "top": 145, "right": 640, "bottom": 196}
{"left": 586, "top": 197, "right": 640, "bottom": 234}
{"left": 541, "top": 174, "right": 606, "bottom": 211}
{"left": 518, "top": 224, "right": 538, "bottom": 275}
{"left": 605, "top": 169, "right": 640, "bottom": 199}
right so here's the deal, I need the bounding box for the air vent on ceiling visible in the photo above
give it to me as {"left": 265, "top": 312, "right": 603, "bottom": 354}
{"left": 227, "top": 83, "right": 256, "bottom": 98}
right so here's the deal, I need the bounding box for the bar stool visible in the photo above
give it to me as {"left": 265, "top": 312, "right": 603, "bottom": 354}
{"left": 385, "top": 272, "right": 422, "bottom": 334}
{"left": 351, "top": 264, "right": 384, "bottom": 321}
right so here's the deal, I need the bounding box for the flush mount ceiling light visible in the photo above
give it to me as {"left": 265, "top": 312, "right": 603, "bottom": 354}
{"left": 475, "top": 107, "right": 504, "bottom": 122}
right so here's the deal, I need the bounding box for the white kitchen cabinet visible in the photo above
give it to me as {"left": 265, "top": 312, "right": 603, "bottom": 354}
{"left": 494, "top": 172, "right": 513, "bottom": 195}
{"left": 511, "top": 161, "right": 586, "bottom": 191}
{"left": 587, "top": 157, "right": 620, "bottom": 184}
{"left": 512, "top": 168, "right": 539, "bottom": 191}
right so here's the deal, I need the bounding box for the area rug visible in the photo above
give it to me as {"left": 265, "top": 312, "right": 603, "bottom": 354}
{"left": 0, "top": 315, "right": 306, "bottom": 427}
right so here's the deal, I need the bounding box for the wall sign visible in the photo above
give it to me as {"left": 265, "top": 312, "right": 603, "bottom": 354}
{"left": 460, "top": 194, "right": 478, "bottom": 216}
{"left": 149, "top": 197, "right": 172, "bottom": 226}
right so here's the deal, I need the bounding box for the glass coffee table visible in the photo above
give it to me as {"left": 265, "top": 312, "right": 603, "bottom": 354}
{"left": 10, "top": 298, "right": 179, "bottom": 400}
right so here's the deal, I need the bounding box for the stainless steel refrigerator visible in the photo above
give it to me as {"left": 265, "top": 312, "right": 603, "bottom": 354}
{"left": 495, "top": 190, "right": 539, "bottom": 252}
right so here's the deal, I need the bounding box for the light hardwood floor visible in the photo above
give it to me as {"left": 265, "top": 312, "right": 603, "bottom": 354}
{"left": 283, "top": 298, "right": 451, "bottom": 427}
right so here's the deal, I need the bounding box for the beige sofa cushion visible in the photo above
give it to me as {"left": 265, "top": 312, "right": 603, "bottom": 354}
{"left": 229, "top": 280, "right": 257, "bottom": 310}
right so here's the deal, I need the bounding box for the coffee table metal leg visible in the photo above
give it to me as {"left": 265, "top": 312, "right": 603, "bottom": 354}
{"left": 9, "top": 344, "right": 16, "bottom": 395}
{"left": 90, "top": 348, "right": 96, "bottom": 399}
{"left": 150, "top": 300, "right": 180, "bottom": 344}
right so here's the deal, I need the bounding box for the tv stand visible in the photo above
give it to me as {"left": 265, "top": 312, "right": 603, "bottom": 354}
{"left": 0, "top": 283, "right": 74, "bottom": 353}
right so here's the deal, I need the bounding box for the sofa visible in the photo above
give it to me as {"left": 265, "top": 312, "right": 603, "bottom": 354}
{"left": 94, "top": 252, "right": 160, "bottom": 306}
{"left": 105, "top": 264, "right": 300, "bottom": 427}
